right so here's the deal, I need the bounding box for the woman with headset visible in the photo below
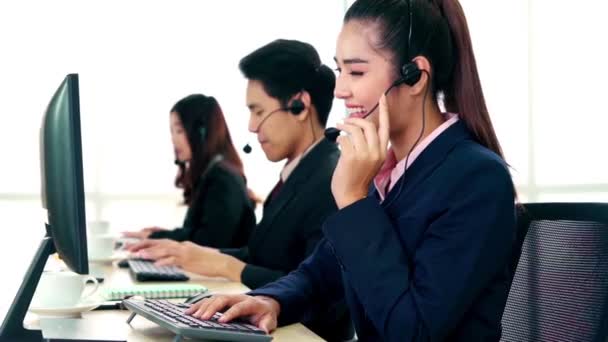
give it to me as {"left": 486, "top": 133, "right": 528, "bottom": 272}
{"left": 123, "top": 94, "right": 256, "bottom": 249}
{"left": 183, "top": 1, "right": 517, "bottom": 341}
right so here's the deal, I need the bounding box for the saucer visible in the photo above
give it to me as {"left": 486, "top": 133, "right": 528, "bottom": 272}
{"left": 29, "top": 299, "right": 103, "bottom": 318}
{"left": 89, "top": 251, "right": 127, "bottom": 264}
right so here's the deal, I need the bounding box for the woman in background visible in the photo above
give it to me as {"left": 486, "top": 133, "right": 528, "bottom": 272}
{"left": 123, "top": 94, "right": 256, "bottom": 249}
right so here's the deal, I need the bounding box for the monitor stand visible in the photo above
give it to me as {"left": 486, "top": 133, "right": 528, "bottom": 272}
{"left": 0, "top": 236, "right": 54, "bottom": 341}
{"left": 0, "top": 236, "right": 124, "bottom": 342}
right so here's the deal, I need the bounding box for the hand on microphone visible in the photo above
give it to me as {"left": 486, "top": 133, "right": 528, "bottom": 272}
{"left": 324, "top": 100, "right": 381, "bottom": 142}
{"left": 325, "top": 83, "right": 398, "bottom": 142}
{"left": 331, "top": 94, "right": 390, "bottom": 209}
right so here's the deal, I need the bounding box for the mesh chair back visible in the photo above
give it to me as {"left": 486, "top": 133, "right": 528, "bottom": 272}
{"left": 502, "top": 203, "right": 608, "bottom": 342}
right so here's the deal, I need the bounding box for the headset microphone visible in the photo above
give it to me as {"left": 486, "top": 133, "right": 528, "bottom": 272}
{"left": 324, "top": 81, "right": 398, "bottom": 142}
{"left": 324, "top": 62, "right": 422, "bottom": 142}
{"left": 242, "top": 99, "right": 305, "bottom": 154}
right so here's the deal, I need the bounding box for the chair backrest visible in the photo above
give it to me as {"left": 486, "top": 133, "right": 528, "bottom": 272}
{"left": 502, "top": 202, "right": 608, "bottom": 342}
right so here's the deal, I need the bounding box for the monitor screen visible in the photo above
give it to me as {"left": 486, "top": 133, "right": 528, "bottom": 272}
{"left": 40, "top": 73, "right": 88, "bottom": 274}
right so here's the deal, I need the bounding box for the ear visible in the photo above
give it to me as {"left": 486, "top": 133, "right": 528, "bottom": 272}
{"left": 292, "top": 91, "right": 312, "bottom": 122}
{"left": 410, "top": 56, "right": 432, "bottom": 96}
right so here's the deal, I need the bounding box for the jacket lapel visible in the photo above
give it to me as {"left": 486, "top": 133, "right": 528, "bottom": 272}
{"left": 253, "top": 140, "right": 336, "bottom": 240}
{"left": 381, "top": 121, "right": 473, "bottom": 207}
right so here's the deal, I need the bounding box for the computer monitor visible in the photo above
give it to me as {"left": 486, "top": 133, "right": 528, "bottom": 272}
{"left": 40, "top": 73, "right": 88, "bottom": 273}
{"left": 0, "top": 74, "right": 89, "bottom": 341}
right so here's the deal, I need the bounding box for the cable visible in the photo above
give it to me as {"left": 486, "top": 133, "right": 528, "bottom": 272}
{"left": 381, "top": 70, "right": 430, "bottom": 209}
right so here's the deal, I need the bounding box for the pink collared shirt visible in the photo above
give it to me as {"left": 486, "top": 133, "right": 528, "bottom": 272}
{"left": 374, "top": 113, "right": 460, "bottom": 201}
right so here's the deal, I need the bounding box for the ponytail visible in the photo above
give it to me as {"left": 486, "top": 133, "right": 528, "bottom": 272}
{"left": 438, "top": 0, "right": 505, "bottom": 159}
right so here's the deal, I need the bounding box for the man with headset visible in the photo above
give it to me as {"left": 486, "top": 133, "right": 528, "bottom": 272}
{"left": 128, "top": 39, "right": 353, "bottom": 341}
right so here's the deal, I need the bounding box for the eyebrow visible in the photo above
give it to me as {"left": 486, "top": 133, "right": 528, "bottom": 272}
{"left": 333, "top": 57, "right": 370, "bottom": 65}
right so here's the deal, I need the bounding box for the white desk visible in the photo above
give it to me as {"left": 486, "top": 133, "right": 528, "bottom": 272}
{"left": 25, "top": 261, "right": 324, "bottom": 341}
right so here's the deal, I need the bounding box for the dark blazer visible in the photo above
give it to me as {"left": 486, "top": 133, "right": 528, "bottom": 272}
{"left": 222, "top": 138, "right": 353, "bottom": 341}
{"left": 251, "top": 121, "right": 517, "bottom": 342}
{"left": 150, "top": 161, "right": 255, "bottom": 249}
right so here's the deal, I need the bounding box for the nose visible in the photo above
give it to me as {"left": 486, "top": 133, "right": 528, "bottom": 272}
{"left": 334, "top": 73, "right": 351, "bottom": 100}
{"left": 170, "top": 133, "right": 179, "bottom": 147}
{"left": 248, "top": 114, "right": 258, "bottom": 133}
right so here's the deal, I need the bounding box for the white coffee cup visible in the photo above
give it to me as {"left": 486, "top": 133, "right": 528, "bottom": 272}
{"left": 87, "top": 220, "right": 110, "bottom": 236}
{"left": 87, "top": 235, "right": 116, "bottom": 260}
{"left": 33, "top": 271, "right": 99, "bottom": 308}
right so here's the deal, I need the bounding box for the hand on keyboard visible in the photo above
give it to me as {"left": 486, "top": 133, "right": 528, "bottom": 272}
{"left": 185, "top": 294, "right": 280, "bottom": 333}
{"left": 124, "top": 299, "right": 271, "bottom": 341}
{"left": 126, "top": 239, "right": 234, "bottom": 279}
{"left": 122, "top": 226, "right": 166, "bottom": 239}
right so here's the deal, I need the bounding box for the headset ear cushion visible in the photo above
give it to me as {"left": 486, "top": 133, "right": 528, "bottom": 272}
{"left": 400, "top": 62, "right": 422, "bottom": 86}
{"left": 199, "top": 127, "right": 207, "bottom": 141}
{"left": 289, "top": 99, "right": 305, "bottom": 115}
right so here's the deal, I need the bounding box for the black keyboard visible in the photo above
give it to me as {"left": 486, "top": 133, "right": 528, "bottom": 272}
{"left": 124, "top": 299, "right": 272, "bottom": 341}
{"left": 127, "top": 259, "right": 189, "bottom": 282}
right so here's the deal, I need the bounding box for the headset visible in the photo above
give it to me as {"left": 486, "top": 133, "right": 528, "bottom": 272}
{"left": 242, "top": 97, "right": 306, "bottom": 154}
{"left": 198, "top": 126, "right": 207, "bottom": 142}
{"left": 285, "top": 99, "right": 306, "bottom": 115}
{"left": 326, "top": 0, "right": 435, "bottom": 210}
{"left": 174, "top": 95, "right": 212, "bottom": 164}
{"left": 325, "top": 0, "right": 421, "bottom": 142}
{"left": 174, "top": 125, "right": 207, "bottom": 165}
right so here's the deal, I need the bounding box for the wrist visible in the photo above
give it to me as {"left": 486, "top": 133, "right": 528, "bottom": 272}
{"left": 224, "top": 255, "right": 245, "bottom": 282}
{"left": 257, "top": 295, "right": 281, "bottom": 317}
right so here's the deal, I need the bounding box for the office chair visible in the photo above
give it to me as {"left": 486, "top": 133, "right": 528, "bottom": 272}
{"left": 501, "top": 202, "right": 608, "bottom": 342}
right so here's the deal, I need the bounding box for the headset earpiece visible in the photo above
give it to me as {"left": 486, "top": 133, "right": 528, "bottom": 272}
{"left": 243, "top": 97, "right": 306, "bottom": 154}
{"left": 393, "top": 62, "right": 422, "bottom": 87}
{"left": 287, "top": 99, "right": 305, "bottom": 115}
{"left": 199, "top": 126, "right": 207, "bottom": 142}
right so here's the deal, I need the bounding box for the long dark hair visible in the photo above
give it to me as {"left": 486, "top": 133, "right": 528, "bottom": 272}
{"left": 345, "top": 0, "right": 505, "bottom": 159}
{"left": 172, "top": 94, "right": 245, "bottom": 205}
